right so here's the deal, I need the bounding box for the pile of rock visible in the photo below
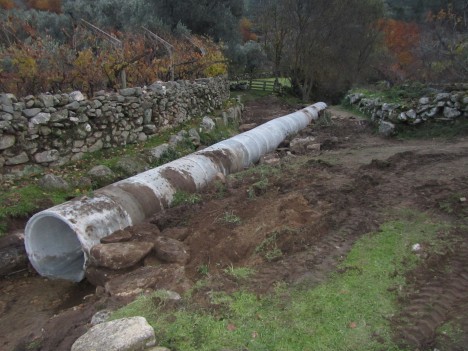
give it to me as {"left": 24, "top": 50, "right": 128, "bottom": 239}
{"left": 345, "top": 88, "right": 467, "bottom": 135}
{"left": 0, "top": 76, "right": 229, "bottom": 178}
{"left": 85, "top": 223, "right": 193, "bottom": 301}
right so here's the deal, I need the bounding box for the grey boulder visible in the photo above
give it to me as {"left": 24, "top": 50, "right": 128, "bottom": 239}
{"left": 90, "top": 242, "right": 154, "bottom": 270}
{"left": 154, "top": 236, "right": 190, "bottom": 264}
{"left": 200, "top": 116, "right": 215, "bottom": 131}
{"left": 71, "top": 316, "right": 155, "bottom": 351}
{"left": 379, "top": 121, "right": 396, "bottom": 137}
{"left": 38, "top": 174, "right": 70, "bottom": 191}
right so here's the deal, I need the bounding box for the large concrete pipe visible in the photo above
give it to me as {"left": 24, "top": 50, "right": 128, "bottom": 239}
{"left": 25, "top": 102, "right": 327, "bottom": 282}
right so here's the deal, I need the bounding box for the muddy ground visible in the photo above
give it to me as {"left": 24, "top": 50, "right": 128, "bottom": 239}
{"left": 1, "top": 95, "right": 467, "bottom": 350}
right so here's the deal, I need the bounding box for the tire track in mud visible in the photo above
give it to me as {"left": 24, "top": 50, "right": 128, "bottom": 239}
{"left": 249, "top": 146, "right": 468, "bottom": 342}
{"left": 248, "top": 159, "right": 384, "bottom": 292}
{"left": 394, "top": 240, "right": 468, "bottom": 350}
{"left": 249, "top": 227, "right": 356, "bottom": 291}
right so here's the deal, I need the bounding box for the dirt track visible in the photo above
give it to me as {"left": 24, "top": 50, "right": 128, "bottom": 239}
{"left": 152, "top": 99, "right": 468, "bottom": 349}
{"left": 1, "top": 96, "right": 467, "bottom": 350}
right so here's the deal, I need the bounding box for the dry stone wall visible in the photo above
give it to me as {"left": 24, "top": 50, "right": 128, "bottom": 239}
{"left": 345, "top": 88, "right": 467, "bottom": 128}
{"left": 0, "top": 76, "right": 229, "bottom": 177}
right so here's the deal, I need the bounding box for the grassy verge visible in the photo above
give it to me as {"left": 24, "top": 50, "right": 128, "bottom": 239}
{"left": 0, "top": 185, "right": 76, "bottom": 233}
{"left": 231, "top": 77, "right": 291, "bottom": 88}
{"left": 230, "top": 87, "right": 303, "bottom": 106}
{"left": 231, "top": 90, "right": 272, "bottom": 104}
{"left": 339, "top": 103, "right": 373, "bottom": 120}
{"left": 111, "top": 210, "right": 449, "bottom": 351}
{"left": 349, "top": 83, "right": 431, "bottom": 105}
{"left": 395, "top": 118, "right": 468, "bottom": 140}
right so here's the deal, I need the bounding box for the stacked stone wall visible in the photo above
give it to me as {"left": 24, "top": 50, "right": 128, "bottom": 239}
{"left": 0, "top": 76, "right": 229, "bottom": 177}
{"left": 345, "top": 88, "right": 467, "bottom": 126}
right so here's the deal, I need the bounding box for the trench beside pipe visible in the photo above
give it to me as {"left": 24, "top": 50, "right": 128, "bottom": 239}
{"left": 24, "top": 102, "right": 327, "bottom": 281}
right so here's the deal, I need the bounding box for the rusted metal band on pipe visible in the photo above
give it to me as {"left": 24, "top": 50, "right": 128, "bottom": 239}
{"left": 24, "top": 102, "right": 327, "bottom": 282}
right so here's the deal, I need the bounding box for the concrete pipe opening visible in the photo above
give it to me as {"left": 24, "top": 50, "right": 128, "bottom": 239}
{"left": 25, "top": 212, "right": 85, "bottom": 282}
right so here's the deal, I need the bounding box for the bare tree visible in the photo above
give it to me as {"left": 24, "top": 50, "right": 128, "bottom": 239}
{"left": 276, "top": 0, "right": 384, "bottom": 101}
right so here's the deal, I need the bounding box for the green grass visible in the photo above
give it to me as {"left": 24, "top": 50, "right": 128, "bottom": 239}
{"left": 231, "top": 90, "right": 272, "bottom": 104}
{"left": 396, "top": 118, "right": 468, "bottom": 140}
{"left": 219, "top": 210, "right": 242, "bottom": 225}
{"left": 111, "top": 210, "right": 449, "bottom": 351}
{"left": 251, "top": 77, "right": 292, "bottom": 88}
{"left": 224, "top": 265, "right": 256, "bottom": 280}
{"left": 436, "top": 320, "right": 465, "bottom": 346}
{"left": 316, "top": 110, "right": 334, "bottom": 127}
{"left": 198, "top": 124, "right": 237, "bottom": 146}
{"left": 231, "top": 88, "right": 303, "bottom": 106}
{"left": 197, "top": 264, "right": 210, "bottom": 277}
{"left": 255, "top": 230, "right": 282, "bottom": 261}
{"left": 231, "top": 163, "right": 281, "bottom": 181}
{"left": 341, "top": 104, "right": 371, "bottom": 119}
{"left": 234, "top": 163, "right": 280, "bottom": 199}
{"left": 171, "top": 190, "right": 202, "bottom": 207}
{"left": 0, "top": 184, "right": 75, "bottom": 234}
{"left": 350, "top": 82, "right": 430, "bottom": 105}
{"left": 232, "top": 77, "right": 291, "bottom": 88}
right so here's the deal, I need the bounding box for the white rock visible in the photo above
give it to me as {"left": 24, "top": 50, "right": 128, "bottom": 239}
{"left": 435, "top": 93, "right": 450, "bottom": 101}
{"left": 412, "top": 243, "right": 421, "bottom": 252}
{"left": 88, "top": 165, "right": 115, "bottom": 180}
{"left": 30, "top": 112, "right": 51, "bottom": 125}
{"left": 148, "top": 144, "right": 170, "bottom": 160}
{"left": 157, "top": 290, "right": 182, "bottom": 301}
{"left": 22, "top": 108, "right": 41, "bottom": 118}
{"left": 34, "top": 149, "right": 59, "bottom": 163}
{"left": 443, "top": 107, "right": 461, "bottom": 119}
{"left": 406, "top": 109, "right": 417, "bottom": 119}
{"left": 38, "top": 174, "right": 70, "bottom": 190}
{"left": 200, "top": 116, "right": 215, "bottom": 131}
{"left": 5, "top": 152, "right": 29, "bottom": 165}
{"left": 0, "top": 134, "right": 15, "bottom": 150}
{"left": 290, "top": 136, "right": 317, "bottom": 154}
{"left": 419, "top": 97, "right": 430, "bottom": 105}
{"left": 168, "top": 134, "right": 184, "bottom": 145}
{"left": 38, "top": 94, "right": 55, "bottom": 108}
{"left": 69, "top": 91, "right": 86, "bottom": 102}
{"left": 348, "top": 93, "right": 364, "bottom": 104}
{"left": 71, "top": 316, "right": 156, "bottom": 351}
{"left": 379, "top": 121, "right": 395, "bottom": 137}
{"left": 91, "top": 310, "right": 113, "bottom": 326}
{"left": 306, "top": 143, "right": 321, "bottom": 151}
{"left": 425, "top": 107, "right": 439, "bottom": 118}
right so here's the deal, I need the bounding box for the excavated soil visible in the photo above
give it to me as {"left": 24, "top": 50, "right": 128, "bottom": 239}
{"left": 1, "top": 97, "right": 467, "bottom": 350}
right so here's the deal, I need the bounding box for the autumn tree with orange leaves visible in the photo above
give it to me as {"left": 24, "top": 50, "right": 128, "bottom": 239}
{"left": 377, "top": 19, "right": 422, "bottom": 80}
{"left": 0, "top": 0, "right": 15, "bottom": 10}
{"left": 376, "top": 3, "right": 467, "bottom": 83}
{"left": 27, "top": 0, "right": 62, "bottom": 13}
{"left": 0, "top": 17, "right": 227, "bottom": 96}
{"left": 240, "top": 18, "right": 258, "bottom": 42}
